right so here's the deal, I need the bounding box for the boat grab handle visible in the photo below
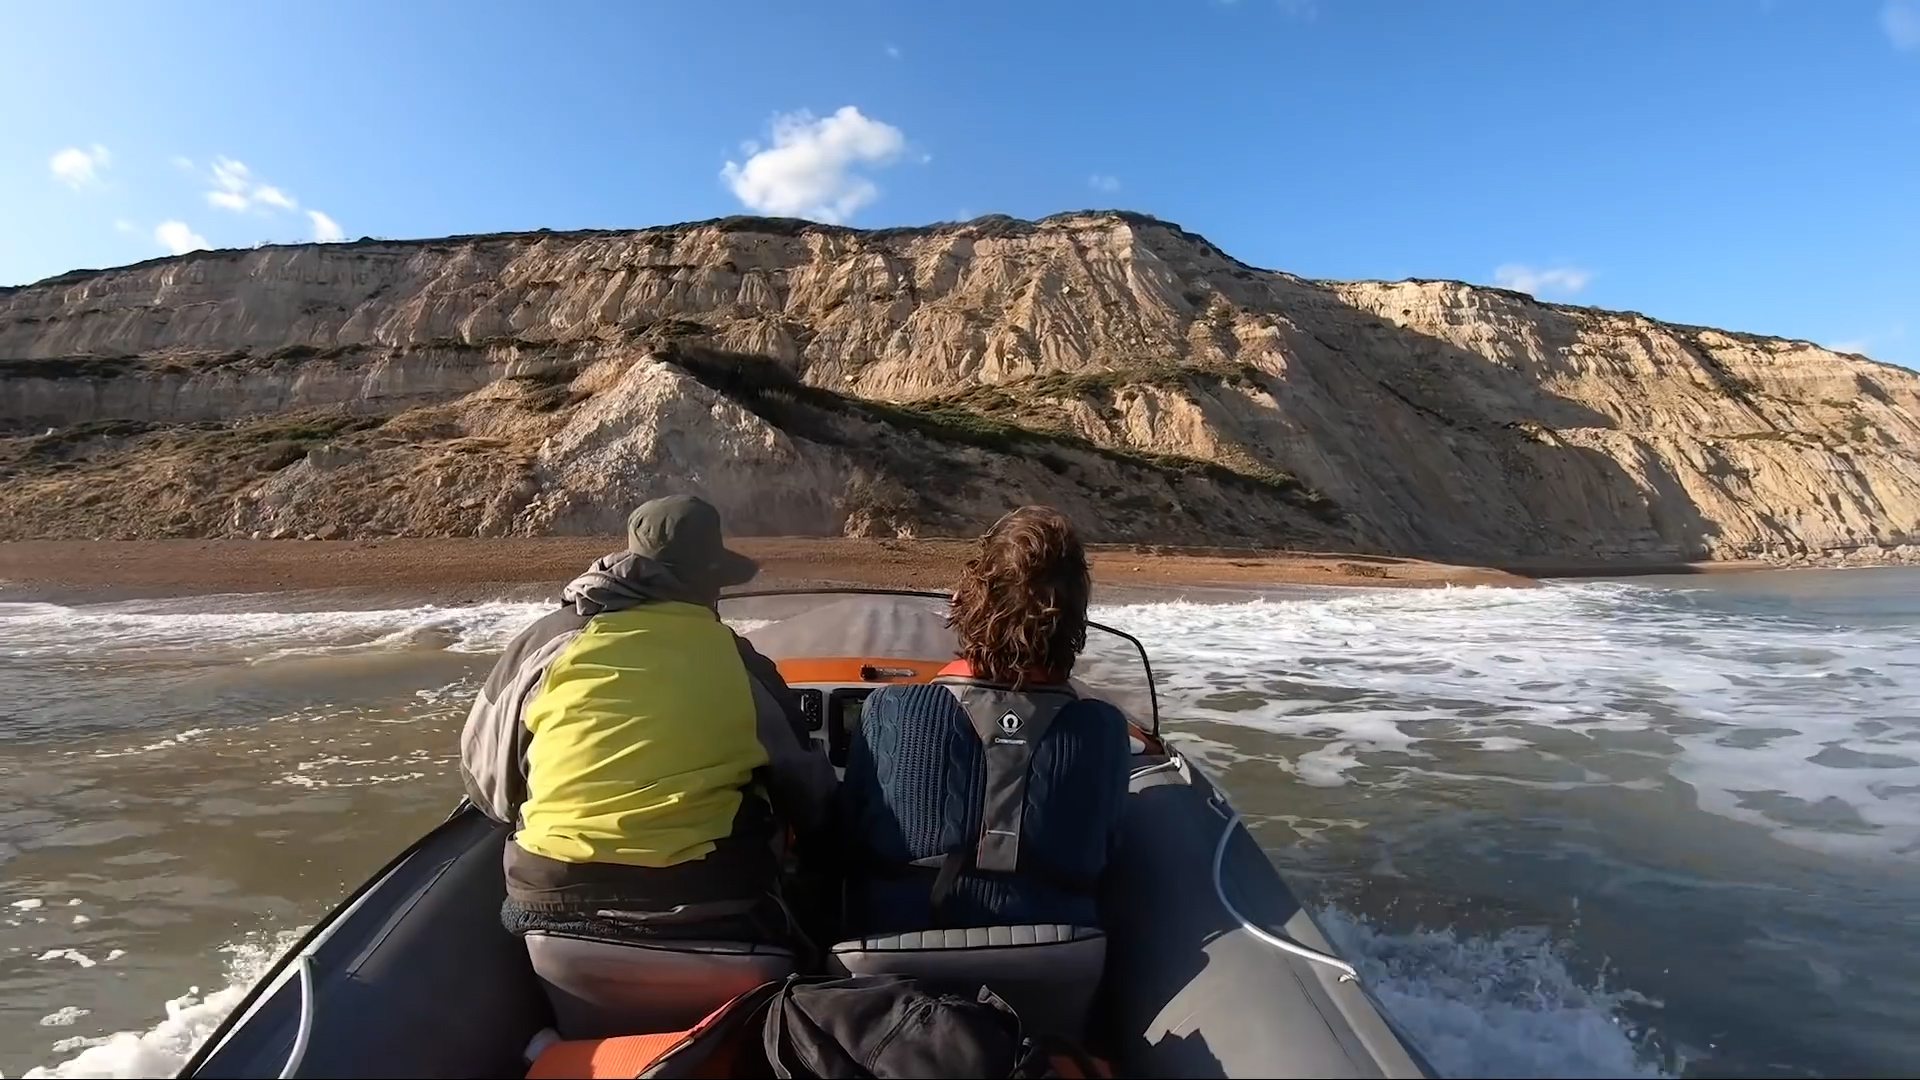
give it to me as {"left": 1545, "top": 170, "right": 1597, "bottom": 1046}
{"left": 278, "top": 952, "right": 316, "bottom": 1079}
{"left": 1208, "top": 791, "right": 1360, "bottom": 984}
{"left": 1130, "top": 757, "right": 1184, "bottom": 783}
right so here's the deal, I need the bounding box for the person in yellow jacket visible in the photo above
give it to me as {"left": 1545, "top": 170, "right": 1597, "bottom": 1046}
{"left": 460, "top": 495, "right": 834, "bottom": 945}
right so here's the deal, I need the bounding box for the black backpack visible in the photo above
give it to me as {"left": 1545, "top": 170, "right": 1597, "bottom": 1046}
{"left": 637, "top": 974, "right": 1098, "bottom": 1079}
{"left": 761, "top": 975, "right": 1058, "bottom": 1079}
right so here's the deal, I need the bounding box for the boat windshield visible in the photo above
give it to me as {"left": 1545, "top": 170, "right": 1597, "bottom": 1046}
{"left": 717, "top": 589, "right": 1159, "bottom": 733}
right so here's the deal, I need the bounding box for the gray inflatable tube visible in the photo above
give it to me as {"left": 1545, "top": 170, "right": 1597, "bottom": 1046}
{"left": 1106, "top": 753, "right": 1432, "bottom": 1078}
{"left": 185, "top": 757, "right": 1432, "bottom": 1078}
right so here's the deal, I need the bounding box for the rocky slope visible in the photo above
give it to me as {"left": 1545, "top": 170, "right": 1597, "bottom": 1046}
{"left": 3, "top": 211, "right": 1918, "bottom": 562}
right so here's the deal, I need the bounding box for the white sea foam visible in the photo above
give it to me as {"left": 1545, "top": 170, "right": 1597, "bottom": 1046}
{"left": 73, "top": 728, "right": 213, "bottom": 762}
{"left": 12, "top": 914, "right": 1664, "bottom": 1080}
{"left": 7, "top": 579, "right": 1914, "bottom": 1076}
{"left": 15, "top": 910, "right": 1660, "bottom": 1079}
{"left": 1099, "top": 583, "right": 1920, "bottom": 855}
{"left": 24, "top": 932, "right": 300, "bottom": 1079}
{"left": 37, "top": 1008, "right": 88, "bottom": 1028}
{"left": 0, "top": 599, "right": 550, "bottom": 663}
{"left": 1319, "top": 906, "right": 1668, "bottom": 1078}
{"left": 276, "top": 769, "right": 428, "bottom": 790}
{"left": 10, "top": 899, "right": 44, "bottom": 911}
{"left": 8, "top": 583, "right": 1915, "bottom": 853}
{"left": 0, "top": 601, "right": 773, "bottom": 666}
{"left": 36, "top": 951, "right": 95, "bottom": 969}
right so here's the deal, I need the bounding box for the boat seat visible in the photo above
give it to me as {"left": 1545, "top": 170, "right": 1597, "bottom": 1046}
{"left": 827, "top": 924, "right": 1106, "bottom": 1039}
{"left": 524, "top": 932, "right": 797, "bottom": 1039}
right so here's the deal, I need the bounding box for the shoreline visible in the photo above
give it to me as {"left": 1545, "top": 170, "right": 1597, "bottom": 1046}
{"left": 0, "top": 538, "right": 1531, "bottom": 604}
{"left": 1, "top": 539, "right": 1904, "bottom": 605}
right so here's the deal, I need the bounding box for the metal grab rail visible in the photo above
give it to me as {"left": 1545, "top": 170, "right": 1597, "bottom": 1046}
{"left": 277, "top": 953, "right": 316, "bottom": 1079}
{"left": 1205, "top": 777, "right": 1360, "bottom": 983}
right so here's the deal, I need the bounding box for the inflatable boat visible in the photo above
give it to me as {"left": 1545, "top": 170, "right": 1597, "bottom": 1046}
{"left": 181, "top": 590, "right": 1432, "bottom": 1078}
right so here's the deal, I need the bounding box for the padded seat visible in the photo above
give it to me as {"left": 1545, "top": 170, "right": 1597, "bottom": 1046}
{"left": 525, "top": 933, "right": 797, "bottom": 1039}
{"left": 827, "top": 924, "right": 1106, "bottom": 1039}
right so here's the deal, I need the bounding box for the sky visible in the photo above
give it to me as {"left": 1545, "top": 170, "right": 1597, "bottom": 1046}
{"left": 3, "top": 0, "right": 1916, "bottom": 365}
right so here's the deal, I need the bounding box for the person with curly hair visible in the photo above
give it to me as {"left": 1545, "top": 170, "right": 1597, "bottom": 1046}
{"left": 839, "top": 506, "right": 1132, "bottom": 933}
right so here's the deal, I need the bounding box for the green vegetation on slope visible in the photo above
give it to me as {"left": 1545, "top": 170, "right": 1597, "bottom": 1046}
{"left": 652, "top": 342, "right": 1336, "bottom": 517}
{"left": 1, "top": 413, "right": 386, "bottom": 477}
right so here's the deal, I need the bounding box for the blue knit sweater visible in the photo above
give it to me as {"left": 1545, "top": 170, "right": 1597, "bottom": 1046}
{"left": 839, "top": 682, "right": 1130, "bottom": 934}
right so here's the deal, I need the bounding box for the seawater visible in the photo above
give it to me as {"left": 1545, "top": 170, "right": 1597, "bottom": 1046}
{"left": 2, "top": 569, "right": 1915, "bottom": 1078}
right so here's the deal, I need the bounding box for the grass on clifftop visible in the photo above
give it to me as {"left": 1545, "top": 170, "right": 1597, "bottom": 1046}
{"left": 935, "top": 363, "right": 1266, "bottom": 414}
{"left": 653, "top": 342, "right": 1336, "bottom": 517}
{"left": 5, "top": 413, "right": 386, "bottom": 475}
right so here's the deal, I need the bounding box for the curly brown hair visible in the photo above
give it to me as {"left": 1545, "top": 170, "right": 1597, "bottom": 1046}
{"left": 947, "top": 506, "right": 1091, "bottom": 686}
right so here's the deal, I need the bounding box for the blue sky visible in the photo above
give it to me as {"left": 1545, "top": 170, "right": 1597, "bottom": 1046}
{"left": 4, "top": 0, "right": 1916, "bottom": 364}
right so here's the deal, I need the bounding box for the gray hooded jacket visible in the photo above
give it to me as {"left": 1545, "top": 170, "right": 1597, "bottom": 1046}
{"left": 458, "top": 552, "right": 835, "bottom": 840}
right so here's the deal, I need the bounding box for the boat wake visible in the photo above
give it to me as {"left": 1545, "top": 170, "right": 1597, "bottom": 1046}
{"left": 21, "top": 932, "right": 301, "bottom": 1080}
{"left": 8, "top": 575, "right": 1915, "bottom": 1077}
{"left": 1319, "top": 909, "right": 1668, "bottom": 1079}
{"left": 18, "top": 913, "right": 1663, "bottom": 1080}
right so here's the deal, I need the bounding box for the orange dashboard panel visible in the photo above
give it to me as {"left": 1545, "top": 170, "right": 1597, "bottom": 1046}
{"left": 774, "top": 657, "right": 947, "bottom": 685}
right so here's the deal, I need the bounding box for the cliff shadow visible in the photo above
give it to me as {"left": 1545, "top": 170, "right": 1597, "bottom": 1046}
{"left": 1253, "top": 285, "right": 1722, "bottom": 571}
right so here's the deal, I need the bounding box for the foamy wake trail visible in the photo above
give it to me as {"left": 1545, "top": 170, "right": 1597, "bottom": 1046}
{"left": 0, "top": 599, "right": 551, "bottom": 661}
{"left": 23, "top": 931, "right": 302, "bottom": 1080}
{"left": 16, "top": 916, "right": 1660, "bottom": 1080}
{"left": 1099, "top": 583, "right": 1920, "bottom": 855}
{"left": 1317, "top": 907, "right": 1668, "bottom": 1079}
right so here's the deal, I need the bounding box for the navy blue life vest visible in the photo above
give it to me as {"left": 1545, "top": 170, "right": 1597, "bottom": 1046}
{"left": 840, "top": 666, "right": 1130, "bottom": 931}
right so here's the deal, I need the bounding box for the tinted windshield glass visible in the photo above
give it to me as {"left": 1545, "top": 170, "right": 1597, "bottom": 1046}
{"left": 1071, "top": 628, "right": 1159, "bottom": 734}
{"left": 718, "top": 590, "right": 1157, "bottom": 731}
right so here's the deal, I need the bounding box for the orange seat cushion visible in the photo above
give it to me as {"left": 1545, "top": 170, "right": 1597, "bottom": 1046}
{"left": 526, "top": 1030, "right": 688, "bottom": 1079}
{"left": 1050, "top": 1051, "right": 1116, "bottom": 1078}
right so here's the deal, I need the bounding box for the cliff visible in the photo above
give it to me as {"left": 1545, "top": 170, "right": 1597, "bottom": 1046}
{"left": 3, "top": 211, "right": 1917, "bottom": 562}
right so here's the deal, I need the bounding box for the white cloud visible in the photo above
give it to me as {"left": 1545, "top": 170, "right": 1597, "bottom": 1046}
{"left": 1886, "top": 1, "right": 1920, "bottom": 49}
{"left": 171, "top": 155, "right": 196, "bottom": 172}
{"left": 254, "top": 185, "right": 298, "bottom": 210}
{"left": 1492, "top": 263, "right": 1593, "bottom": 297}
{"left": 1828, "top": 325, "right": 1908, "bottom": 358}
{"left": 204, "top": 156, "right": 304, "bottom": 214}
{"left": 308, "top": 210, "right": 344, "bottom": 242}
{"left": 155, "top": 220, "right": 209, "bottom": 255}
{"left": 193, "top": 153, "right": 341, "bottom": 243}
{"left": 49, "top": 144, "right": 110, "bottom": 188}
{"left": 720, "top": 106, "right": 907, "bottom": 223}
{"left": 113, "top": 219, "right": 136, "bottom": 234}
{"left": 1088, "top": 173, "right": 1121, "bottom": 193}
{"left": 884, "top": 43, "right": 901, "bottom": 59}
{"left": 211, "top": 156, "right": 251, "bottom": 194}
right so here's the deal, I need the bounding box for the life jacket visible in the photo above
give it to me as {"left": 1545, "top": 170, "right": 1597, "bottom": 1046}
{"left": 515, "top": 601, "right": 768, "bottom": 869}
{"left": 899, "top": 660, "right": 1091, "bottom": 918}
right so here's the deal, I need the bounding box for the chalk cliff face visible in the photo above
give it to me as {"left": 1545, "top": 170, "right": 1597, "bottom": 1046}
{"left": 3, "top": 211, "right": 1917, "bottom": 562}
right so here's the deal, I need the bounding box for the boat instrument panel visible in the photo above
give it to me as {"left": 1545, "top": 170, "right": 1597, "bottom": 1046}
{"left": 777, "top": 659, "right": 944, "bottom": 768}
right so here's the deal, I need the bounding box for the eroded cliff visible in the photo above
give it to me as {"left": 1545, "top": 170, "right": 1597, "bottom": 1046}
{"left": 4, "top": 211, "right": 1917, "bottom": 562}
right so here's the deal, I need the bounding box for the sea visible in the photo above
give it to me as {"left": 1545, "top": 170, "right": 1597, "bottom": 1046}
{"left": 1, "top": 568, "right": 1916, "bottom": 1079}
